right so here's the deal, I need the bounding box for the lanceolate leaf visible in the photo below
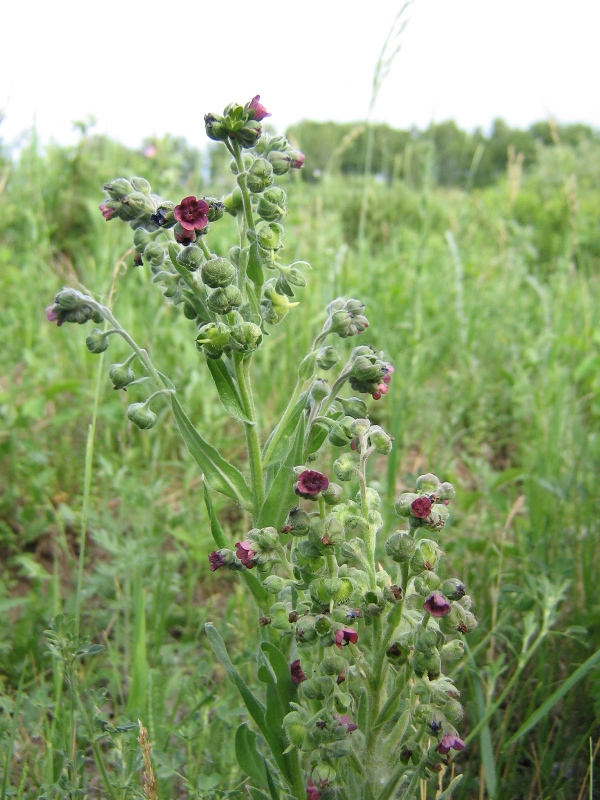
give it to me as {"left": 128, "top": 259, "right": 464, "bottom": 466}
{"left": 235, "top": 724, "right": 267, "bottom": 785}
{"left": 206, "top": 357, "right": 253, "bottom": 424}
{"left": 205, "top": 624, "right": 290, "bottom": 782}
{"left": 171, "top": 396, "right": 253, "bottom": 510}
{"left": 257, "top": 415, "right": 306, "bottom": 530}
{"left": 261, "top": 642, "right": 298, "bottom": 711}
{"left": 262, "top": 393, "right": 308, "bottom": 468}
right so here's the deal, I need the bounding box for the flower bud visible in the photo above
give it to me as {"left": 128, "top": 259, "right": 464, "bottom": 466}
{"left": 315, "top": 346, "right": 340, "bottom": 371}
{"left": 143, "top": 242, "right": 165, "bottom": 267}
{"left": 201, "top": 257, "right": 236, "bottom": 288}
{"left": 385, "top": 531, "right": 416, "bottom": 563}
{"left": 312, "top": 762, "right": 336, "bottom": 788}
{"left": 85, "top": 328, "right": 109, "bottom": 354}
{"left": 328, "top": 421, "right": 353, "bottom": 448}
{"left": 416, "top": 473, "right": 440, "bottom": 493}
{"left": 205, "top": 197, "right": 225, "bottom": 222}
{"left": 267, "top": 150, "right": 293, "bottom": 175}
{"left": 109, "top": 361, "right": 135, "bottom": 390}
{"left": 130, "top": 176, "right": 151, "bottom": 194}
{"left": 230, "top": 153, "right": 254, "bottom": 175}
{"left": 257, "top": 187, "right": 287, "bottom": 223}
{"left": 437, "top": 481, "right": 456, "bottom": 501}
{"left": 349, "top": 418, "right": 370, "bottom": 438}
{"left": 411, "top": 539, "right": 443, "bottom": 573}
{"left": 441, "top": 578, "right": 466, "bottom": 600}
{"left": 236, "top": 119, "right": 263, "bottom": 149}
{"left": 301, "top": 677, "right": 335, "bottom": 701}
{"left": 246, "top": 157, "right": 274, "bottom": 193}
{"left": 414, "top": 572, "right": 442, "bottom": 595}
{"left": 126, "top": 403, "right": 157, "bottom": 430}
{"left": 394, "top": 493, "right": 419, "bottom": 517}
{"left": 336, "top": 396, "right": 368, "bottom": 419}
{"left": 261, "top": 282, "right": 299, "bottom": 325}
{"left": 270, "top": 602, "right": 293, "bottom": 630}
{"left": 133, "top": 227, "right": 152, "bottom": 253}
{"left": 369, "top": 425, "right": 393, "bottom": 455}
{"left": 256, "top": 221, "right": 284, "bottom": 253}
{"left": 333, "top": 453, "right": 359, "bottom": 482}
{"left": 310, "top": 379, "right": 329, "bottom": 403}
{"left": 204, "top": 113, "right": 229, "bottom": 141}
{"left": 223, "top": 187, "right": 243, "bottom": 216}
{"left": 230, "top": 321, "right": 263, "bottom": 353}
{"left": 103, "top": 177, "right": 133, "bottom": 200}
{"left": 441, "top": 639, "right": 465, "bottom": 660}
{"left": 262, "top": 575, "right": 285, "bottom": 595}
{"left": 283, "top": 711, "right": 309, "bottom": 748}
{"left": 321, "top": 482, "right": 343, "bottom": 506}
{"left": 282, "top": 506, "right": 311, "bottom": 537}
{"left": 196, "top": 322, "right": 231, "bottom": 359}
{"left": 207, "top": 285, "right": 243, "bottom": 315}
{"left": 176, "top": 244, "right": 204, "bottom": 272}
{"left": 443, "top": 698, "right": 464, "bottom": 724}
{"left": 321, "top": 653, "right": 346, "bottom": 676}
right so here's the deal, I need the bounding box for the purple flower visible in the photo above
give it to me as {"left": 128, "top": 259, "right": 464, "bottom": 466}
{"left": 173, "top": 196, "right": 210, "bottom": 232}
{"left": 423, "top": 593, "right": 451, "bottom": 618}
{"left": 295, "top": 470, "right": 329, "bottom": 499}
{"left": 235, "top": 541, "right": 256, "bottom": 568}
{"left": 411, "top": 496, "right": 432, "bottom": 519}
{"left": 208, "top": 551, "right": 227, "bottom": 572}
{"left": 45, "top": 305, "right": 62, "bottom": 326}
{"left": 435, "top": 734, "right": 465, "bottom": 755}
{"left": 306, "top": 779, "right": 321, "bottom": 800}
{"left": 336, "top": 714, "right": 358, "bottom": 733}
{"left": 245, "top": 95, "right": 271, "bottom": 121}
{"left": 334, "top": 626, "right": 358, "bottom": 649}
{"left": 99, "top": 201, "right": 115, "bottom": 221}
{"left": 290, "top": 659, "right": 307, "bottom": 685}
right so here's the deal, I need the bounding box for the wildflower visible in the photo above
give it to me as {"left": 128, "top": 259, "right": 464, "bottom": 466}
{"left": 235, "top": 540, "right": 256, "bottom": 567}
{"left": 46, "top": 306, "right": 62, "bottom": 326}
{"left": 411, "top": 496, "right": 432, "bottom": 519}
{"left": 295, "top": 470, "right": 329, "bottom": 499}
{"left": 173, "top": 196, "right": 210, "bottom": 232}
{"left": 290, "top": 659, "right": 307, "bottom": 685}
{"left": 289, "top": 150, "right": 305, "bottom": 169}
{"left": 306, "top": 779, "right": 321, "bottom": 800}
{"left": 245, "top": 95, "right": 271, "bottom": 121}
{"left": 423, "top": 593, "right": 451, "bottom": 618}
{"left": 99, "top": 201, "right": 115, "bottom": 221}
{"left": 435, "top": 734, "right": 465, "bottom": 755}
{"left": 336, "top": 714, "right": 358, "bottom": 733}
{"left": 334, "top": 626, "right": 358, "bottom": 649}
{"left": 208, "top": 551, "right": 227, "bottom": 571}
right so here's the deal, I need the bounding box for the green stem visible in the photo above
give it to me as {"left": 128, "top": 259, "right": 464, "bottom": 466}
{"left": 262, "top": 378, "right": 305, "bottom": 465}
{"left": 234, "top": 352, "right": 264, "bottom": 515}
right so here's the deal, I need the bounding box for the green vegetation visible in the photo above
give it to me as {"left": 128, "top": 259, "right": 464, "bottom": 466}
{"left": 1, "top": 120, "right": 599, "bottom": 798}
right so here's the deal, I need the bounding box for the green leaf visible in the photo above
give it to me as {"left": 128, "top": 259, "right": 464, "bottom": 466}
{"left": 171, "top": 395, "right": 253, "bottom": 510}
{"left": 437, "top": 775, "right": 464, "bottom": 799}
{"left": 503, "top": 646, "right": 600, "bottom": 750}
{"left": 249, "top": 789, "right": 272, "bottom": 800}
{"left": 205, "top": 624, "right": 289, "bottom": 781}
{"left": 235, "top": 724, "right": 267, "bottom": 784}
{"left": 247, "top": 242, "right": 264, "bottom": 287}
{"left": 474, "top": 676, "right": 497, "bottom": 798}
{"left": 265, "top": 681, "right": 284, "bottom": 730}
{"left": 261, "top": 643, "right": 297, "bottom": 712}
{"left": 206, "top": 357, "right": 253, "bottom": 424}
{"left": 262, "top": 394, "right": 308, "bottom": 468}
{"left": 257, "top": 415, "right": 306, "bottom": 530}
{"left": 304, "top": 419, "right": 332, "bottom": 459}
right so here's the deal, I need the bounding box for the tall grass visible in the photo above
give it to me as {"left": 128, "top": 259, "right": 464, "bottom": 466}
{"left": 0, "top": 127, "right": 599, "bottom": 798}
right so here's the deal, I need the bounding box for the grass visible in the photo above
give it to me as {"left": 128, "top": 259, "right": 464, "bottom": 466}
{"left": 0, "top": 127, "right": 599, "bottom": 798}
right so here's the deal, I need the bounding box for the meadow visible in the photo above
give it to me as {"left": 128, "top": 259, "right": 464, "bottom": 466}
{"left": 1, "top": 122, "right": 599, "bottom": 799}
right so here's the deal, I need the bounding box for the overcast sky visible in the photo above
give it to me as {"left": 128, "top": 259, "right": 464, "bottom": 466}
{"left": 2, "top": 0, "right": 598, "bottom": 151}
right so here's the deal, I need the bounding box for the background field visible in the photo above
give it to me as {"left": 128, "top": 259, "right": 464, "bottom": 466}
{"left": 1, "top": 119, "right": 599, "bottom": 799}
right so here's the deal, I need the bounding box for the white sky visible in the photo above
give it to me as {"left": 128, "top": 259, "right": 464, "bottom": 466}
{"left": 1, "top": 0, "right": 598, "bottom": 151}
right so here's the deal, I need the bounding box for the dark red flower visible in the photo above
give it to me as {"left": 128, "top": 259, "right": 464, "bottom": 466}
{"left": 245, "top": 95, "right": 271, "bottom": 121}
{"left": 295, "top": 470, "right": 329, "bottom": 499}
{"left": 336, "top": 714, "right": 358, "bottom": 733}
{"left": 208, "top": 551, "right": 226, "bottom": 571}
{"left": 289, "top": 150, "right": 305, "bottom": 169}
{"left": 334, "top": 626, "right": 358, "bottom": 649}
{"left": 423, "top": 593, "right": 451, "bottom": 618}
{"left": 174, "top": 225, "right": 196, "bottom": 245}
{"left": 411, "top": 496, "right": 432, "bottom": 519}
{"left": 235, "top": 541, "right": 256, "bottom": 567}
{"left": 306, "top": 779, "right": 321, "bottom": 800}
{"left": 99, "top": 201, "right": 115, "bottom": 221}
{"left": 435, "top": 734, "right": 465, "bottom": 755}
{"left": 290, "top": 659, "right": 307, "bottom": 685}
{"left": 173, "top": 196, "right": 210, "bottom": 232}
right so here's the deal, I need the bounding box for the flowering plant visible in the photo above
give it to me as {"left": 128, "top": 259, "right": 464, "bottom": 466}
{"left": 47, "top": 95, "right": 474, "bottom": 800}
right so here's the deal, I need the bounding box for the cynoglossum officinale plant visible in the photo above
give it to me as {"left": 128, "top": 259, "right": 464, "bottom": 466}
{"left": 47, "top": 94, "right": 473, "bottom": 800}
